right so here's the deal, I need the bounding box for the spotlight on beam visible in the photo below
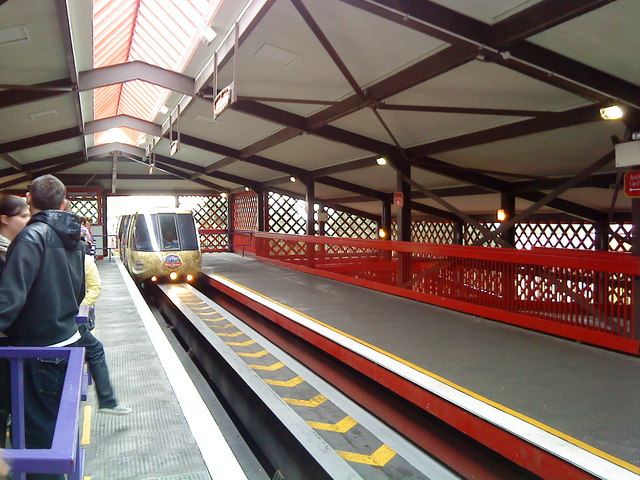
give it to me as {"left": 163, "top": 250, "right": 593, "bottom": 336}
{"left": 600, "top": 105, "right": 624, "bottom": 120}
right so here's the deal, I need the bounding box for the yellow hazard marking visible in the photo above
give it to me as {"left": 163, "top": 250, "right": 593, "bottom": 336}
{"left": 213, "top": 273, "right": 640, "bottom": 476}
{"left": 307, "top": 416, "right": 357, "bottom": 433}
{"left": 203, "top": 316, "right": 225, "bottom": 322}
{"left": 264, "top": 376, "right": 304, "bottom": 387}
{"left": 284, "top": 394, "right": 328, "bottom": 407}
{"left": 210, "top": 323, "right": 235, "bottom": 329}
{"left": 337, "top": 444, "right": 396, "bottom": 466}
{"left": 249, "top": 361, "right": 284, "bottom": 371}
{"left": 81, "top": 405, "right": 92, "bottom": 445}
{"left": 226, "top": 339, "right": 255, "bottom": 346}
{"left": 217, "top": 331, "right": 243, "bottom": 337}
{"left": 237, "top": 350, "right": 269, "bottom": 358}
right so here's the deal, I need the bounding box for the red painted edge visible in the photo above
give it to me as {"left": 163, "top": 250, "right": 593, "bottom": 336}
{"left": 206, "top": 274, "right": 601, "bottom": 480}
{"left": 254, "top": 255, "right": 640, "bottom": 355}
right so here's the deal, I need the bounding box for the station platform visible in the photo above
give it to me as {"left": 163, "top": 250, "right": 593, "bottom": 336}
{"left": 201, "top": 252, "right": 640, "bottom": 480}
{"left": 82, "top": 259, "right": 263, "bottom": 480}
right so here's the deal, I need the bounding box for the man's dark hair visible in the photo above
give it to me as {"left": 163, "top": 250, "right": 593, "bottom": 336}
{"left": 29, "top": 175, "right": 66, "bottom": 211}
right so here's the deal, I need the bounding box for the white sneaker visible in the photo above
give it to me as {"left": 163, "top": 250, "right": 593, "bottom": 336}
{"left": 98, "top": 405, "right": 132, "bottom": 415}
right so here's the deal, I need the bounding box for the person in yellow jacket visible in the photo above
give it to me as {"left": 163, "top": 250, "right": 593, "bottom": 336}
{"left": 77, "top": 253, "right": 131, "bottom": 415}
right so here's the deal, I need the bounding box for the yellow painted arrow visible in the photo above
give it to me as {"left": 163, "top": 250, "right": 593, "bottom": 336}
{"left": 225, "top": 339, "right": 255, "bottom": 346}
{"left": 336, "top": 445, "right": 396, "bottom": 466}
{"left": 249, "top": 361, "right": 284, "bottom": 371}
{"left": 307, "top": 416, "right": 357, "bottom": 433}
{"left": 217, "top": 331, "right": 244, "bottom": 337}
{"left": 264, "top": 376, "right": 304, "bottom": 387}
{"left": 283, "top": 394, "right": 327, "bottom": 407}
{"left": 237, "top": 350, "right": 269, "bottom": 358}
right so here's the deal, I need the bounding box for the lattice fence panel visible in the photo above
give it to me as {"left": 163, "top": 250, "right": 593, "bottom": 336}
{"left": 324, "top": 207, "right": 377, "bottom": 239}
{"left": 516, "top": 222, "right": 596, "bottom": 250}
{"left": 179, "top": 195, "right": 227, "bottom": 230}
{"left": 233, "top": 192, "right": 258, "bottom": 231}
{"left": 412, "top": 221, "right": 455, "bottom": 244}
{"left": 68, "top": 195, "right": 100, "bottom": 224}
{"left": 391, "top": 221, "right": 397, "bottom": 241}
{"left": 179, "top": 195, "right": 227, "bottom": 251}
{"left": 267, "top": 191, "right": 307, "bottom": 234}
{"left": 609, "top": 223, "right": 632, "bottom": 252}
{"left": 464, "top": 222, "right": 502, "bottom": 247}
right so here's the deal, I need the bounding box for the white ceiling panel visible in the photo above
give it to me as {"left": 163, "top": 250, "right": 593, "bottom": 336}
{"left": 529, "top": 0, "right": 640, "bottom": 88}
{"left": 216, "top": 0, "right": 447, "bottom": 108}
{"left": 261, "top": 134, "right": 370, "bottom": 170}
{"left": 386, "top": 61, "right": 589, "bottom": 111}
{"left": 0, "top": 96, "right": 79, "bottom": 143}
{"left": 331, "top": 165, "right": 397, "bottom": 192}
{"left": 302, "top": 0, "right": 449, "bottom": 88}
{"left": 218, "top": 161, "right": 279, "bottom": 183}
{"left": 181, "top": 100, "right": 284, "bottom": 151}
{"left": 333, "top": 107, "right": 524, "bottom": 147}
{"left": 0, "top": 0, "right": 69, "bottom": 84}
{"left": 433, "top": 120, "right": 625, "bottom": 178}
{"left": 15, "top": 138, "right": 84, "bottom": 164}
{"left": 428, "top": 0, "right": 543, "bottom": 24}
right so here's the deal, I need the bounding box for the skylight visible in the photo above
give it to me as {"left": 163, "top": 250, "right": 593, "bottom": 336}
{"left": 92, "top": 0, "right": 221, "bottom": 146}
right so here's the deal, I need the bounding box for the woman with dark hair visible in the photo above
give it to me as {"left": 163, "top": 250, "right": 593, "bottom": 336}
{"left": 0, "top": 195, "right": 29, "bottom": 448}
{"left": 0, "top": 195, "right": 30, "bottom": 272}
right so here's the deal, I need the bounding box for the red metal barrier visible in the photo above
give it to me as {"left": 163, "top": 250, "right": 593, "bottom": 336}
{"left": 249, "top": 232, "right": 640, "bottom": 354}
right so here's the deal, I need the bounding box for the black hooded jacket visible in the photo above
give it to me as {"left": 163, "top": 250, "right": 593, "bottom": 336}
{"left": 0, "top": 210, "right": 85, "bottom": 346}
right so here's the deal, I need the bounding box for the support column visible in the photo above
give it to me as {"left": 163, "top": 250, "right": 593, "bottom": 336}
{"left": 381, "top": 198, "right": 391, "bottom": 239}
{"left": 396, "top": 165, "right": 411, "bottom": 242}
{"left": 453, "top": 221, "right": 464, "bottom": 245}
{"left": 227, "top": 193, "right": 234, "bottom": 253}
{"left": 305, "top": 177, "right": 315, "bottom": 267}
{"left": 396, "top": 164, "right": 411, "bottom": 285}
{"left": 500, "top": 193, "right": 516, "bottom": 247}
{"left": 594, "top": 220, "right": 609, "bottom": 251}
{"left": 101, "top": 191, "right": 109, "bottom": 258}
{"left": 257, "top": 188, "right": 266, "bottom": 232}
{"left": 305, "top": 177, "right": 315, "bottom": 236}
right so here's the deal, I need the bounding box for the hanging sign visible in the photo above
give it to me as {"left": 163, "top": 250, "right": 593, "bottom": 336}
{"left": 213, "top": 83, "right": 233, "bottom": 119}
{"left": 393, "top": 192, "right": 404, "bottom": 208}
{"left": 624, "top": 170, "right": 640, "bottom": 197}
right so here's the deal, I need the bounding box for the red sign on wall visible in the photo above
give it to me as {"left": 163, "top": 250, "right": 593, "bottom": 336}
{"left": 393, "top": 192, "right": 404, "bottom": 208}
{"left": 624, "top": 170, "right": 640, "bottom": 197}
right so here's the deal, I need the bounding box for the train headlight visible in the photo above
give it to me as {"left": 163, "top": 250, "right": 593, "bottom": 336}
{"left": 186, "top": 274, "right": 194, "bottom": 282}
{"left": 151, "top": 275, "right": 158, "bottom": 282}
{"left": 169, "top": 272, "right": 178, "bottom": 281}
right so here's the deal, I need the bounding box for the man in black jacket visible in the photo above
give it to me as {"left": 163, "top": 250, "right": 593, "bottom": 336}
{"left": 0, "top": 175, "right": 85, "bottom": 479}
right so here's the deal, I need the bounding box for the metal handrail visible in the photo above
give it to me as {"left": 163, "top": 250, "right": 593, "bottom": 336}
{"left": 1, "top": 347, "right": 85, "bottom": 479}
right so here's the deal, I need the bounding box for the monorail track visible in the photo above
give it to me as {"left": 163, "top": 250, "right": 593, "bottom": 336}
{"left": 142, "top": 275, "right": 542, "bottom": 480}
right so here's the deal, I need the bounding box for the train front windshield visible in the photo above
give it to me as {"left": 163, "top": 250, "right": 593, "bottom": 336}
{"left": 132, "top": 213, "right": 199, "bottom": 251}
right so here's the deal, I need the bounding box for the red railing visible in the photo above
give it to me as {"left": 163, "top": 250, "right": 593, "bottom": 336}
{"left": 246, "top": 232, "right": 640, "bottom": 354}
{"left": 199, "top": 229, "right": 254, "bottom": 254}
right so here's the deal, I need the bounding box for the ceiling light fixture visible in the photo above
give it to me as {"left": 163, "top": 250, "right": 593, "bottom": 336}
{"left": 376, "top": 157, "right": 387, "bottom": 166}
{"left": 220, "top": 192, "right": 228, "bottom": 198}
{"left": 244, "top": 186, "right": 250, "bottom": 192}
{"left": 289, "top": 176, "right": 296, "bottom": 183}
{"left": 496, "top": 209, "right": 507, "bottom": 222}
{"left": 600, "top": 105, "right": 624, "bottom": 120}
{"left": 201, "top": 27, "right": 217, "bottom": 46}
{"left": 378, "top": 228, "right": 387, "bottom": 238}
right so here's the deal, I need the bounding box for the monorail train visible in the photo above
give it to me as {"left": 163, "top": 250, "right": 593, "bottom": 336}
{"left": 117, "top": 209, "right": 202, "bottom": 284}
